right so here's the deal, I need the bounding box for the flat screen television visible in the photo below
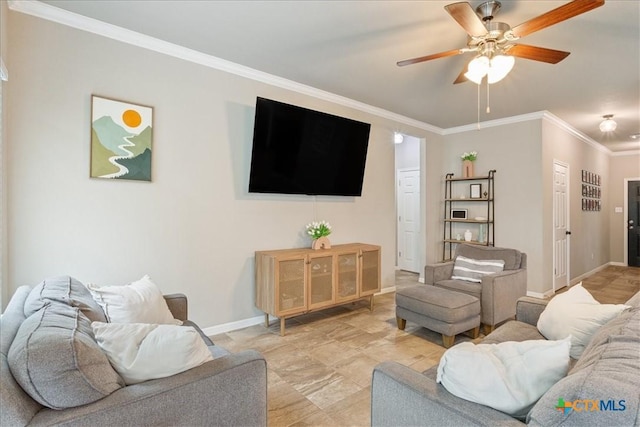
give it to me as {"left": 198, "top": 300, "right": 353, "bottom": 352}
{"left": 248, "top": 97, "right": 371, "bottom": 196}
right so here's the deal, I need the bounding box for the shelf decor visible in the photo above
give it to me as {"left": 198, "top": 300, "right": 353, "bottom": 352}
{"left": 306, "top": 220, "right": 332, "bottom": 250}
{"left": 460, "top": 151, "right": 477, "bottom": 178}
{"left": 442, "top": 170, "right": 496, "bottom": 261}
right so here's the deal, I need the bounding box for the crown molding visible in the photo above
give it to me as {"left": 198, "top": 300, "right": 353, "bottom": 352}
{"left": 441, "top": 111, "right": 546, "bottom": 135}
{"left": 610, "top": 150, "right": 640, "bottom": 157}
{"left": 9, "top": 0, "right": 633, "bottom": 157}
{"left": 541, "top": 111, "right": 612, "bottom": 155}
{"left": 8, "top": 0, "right": 440, "bottom": 134}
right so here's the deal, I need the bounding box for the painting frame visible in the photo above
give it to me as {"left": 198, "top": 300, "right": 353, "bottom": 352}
{"left": 90, "top": 95, "right": 153, "bottom": 182}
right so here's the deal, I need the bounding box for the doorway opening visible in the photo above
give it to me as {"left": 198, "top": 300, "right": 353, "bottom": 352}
{"left": 395, "top": 134, "right": 423, "bottom": 274}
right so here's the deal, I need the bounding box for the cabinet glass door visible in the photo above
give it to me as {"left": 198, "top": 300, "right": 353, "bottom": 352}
{"left": 360, "top": 249, "right": 380, "bottom": 295}
{"left": 308, "top": 255, "right": 334, "bottom": 308}
{"left": 336, "top": 252, "right": 358, "bottom": 301}
{"left": 277, "top": 258, "right": 306, "bottom": 313}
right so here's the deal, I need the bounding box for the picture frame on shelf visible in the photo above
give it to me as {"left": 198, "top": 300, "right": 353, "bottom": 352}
{"left": 470, "top": 183, "right": 482, "bottom": 199}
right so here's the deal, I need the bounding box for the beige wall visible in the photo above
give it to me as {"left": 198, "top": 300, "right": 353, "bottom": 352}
{"left": 5, "top": 11, "right": 439, "bottom": 326}
{"left": 437, "top": 121, "right": 545, "bottom": 291}
{"left": 542, "top": 119, "right": 611, "bottom": 285}
{"left": 609, "top": 154, "right": 640, "bottom": 263}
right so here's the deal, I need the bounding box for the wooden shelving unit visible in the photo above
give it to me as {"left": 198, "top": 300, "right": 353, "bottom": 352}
{"left": 443, "top": 170, "right": 496, "bottom": 261}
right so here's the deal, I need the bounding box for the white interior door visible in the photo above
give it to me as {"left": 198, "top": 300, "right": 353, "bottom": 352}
{"left": 397, "top": 169, "right": 420, "bottom": 273}
{"left": 553, "top": 161, "right": 569, "bottom": 292}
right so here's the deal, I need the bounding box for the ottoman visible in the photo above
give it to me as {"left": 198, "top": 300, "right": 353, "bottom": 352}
{"left": 396, "top": 285, "right": 481, "bottom": 348}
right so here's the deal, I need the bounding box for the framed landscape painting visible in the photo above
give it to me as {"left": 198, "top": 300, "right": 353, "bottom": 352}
{"left": 90, "top": 95, "right": 153, "bottom": 181}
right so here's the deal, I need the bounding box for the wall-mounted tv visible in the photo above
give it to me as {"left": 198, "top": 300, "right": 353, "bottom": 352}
{"left": 248, "top": 97, "right": 371, "bottom": 196}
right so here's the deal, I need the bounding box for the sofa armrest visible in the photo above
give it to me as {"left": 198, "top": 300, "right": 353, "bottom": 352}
{"left": 371, "top": 362, "right": 523, "bottom": 426}
{"left": 164, "top": 293, "right": 188, "bottom": 321}
{"left": 480, "top": 269, "right": 528, "bottom": 326}
{"left": 515, "top": 296, "right": 548, "bottom": 326}
{"left": 424, "top": 261, "right": 454, "bottom": 285}
{"left": 29, "top": 350, "right": 267, "bottom": 427}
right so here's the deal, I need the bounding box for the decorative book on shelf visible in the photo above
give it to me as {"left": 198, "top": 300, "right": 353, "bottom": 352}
{"left": 442, "top": 170, "right": 496, "bottom": 261}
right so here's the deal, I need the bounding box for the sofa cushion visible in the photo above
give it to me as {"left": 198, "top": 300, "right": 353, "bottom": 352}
{"left": 7, "top": 302, "right": 124, "bottom": 409}
{"left": 92, "top": 322, "right": 214, "bottom": 385}
{"left": 481, "top": 320, "right": 545, "bottom": 345}
{"left": 537, "top": 284, "right": 630, "bottom": 358}
{"left": 456, "top": 244, "right": 522, "bottom": 270}
{"left": 451, "top": 255, "right": 505, "bottom": 283}
{"left": 528, "top": 308, "right": 640, "bottom": 426}
{"left": 87, "top": 275, "right": 181, "bottom": 325}
{"left": 24, "top": 276, "right": 107, "bottom": 322}
{"left": 437, "top": 337, "right": 571, "bottom": 418}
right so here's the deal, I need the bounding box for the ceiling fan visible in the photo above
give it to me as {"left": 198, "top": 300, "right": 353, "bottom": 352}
{"left": 397, "top": 0, "right": 605, "bottom": 84}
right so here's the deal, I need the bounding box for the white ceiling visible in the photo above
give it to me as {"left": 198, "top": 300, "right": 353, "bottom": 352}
{"left": 38, "top": 0, "right": 640, "bottom": 152}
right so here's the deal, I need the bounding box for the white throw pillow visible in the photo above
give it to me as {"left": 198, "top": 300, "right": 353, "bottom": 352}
{"left": 451, "top": 255, "right": 505, "bottom": 283}
{"left": 92, "top": 322, "right": 214, "bottom": 385}
{"left": 537, "top": 283, "right": 630, "bottom": 358}
{"left": 87, "top": 275, "right": 181, "bottom": 325}
{"left": 436, "top": 337, "right": 571, "bottom": 417}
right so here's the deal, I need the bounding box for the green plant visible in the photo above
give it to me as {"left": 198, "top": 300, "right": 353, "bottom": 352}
{"left": 461, "top": 151, "right": 478, "bottom": 161}
{"left": 306, "top": 220, "right": 332, "bottom": 239}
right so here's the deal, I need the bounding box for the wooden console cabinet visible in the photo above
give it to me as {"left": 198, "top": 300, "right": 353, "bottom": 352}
{"left": 255, "top": 243, "right": 381, "bottom": 335}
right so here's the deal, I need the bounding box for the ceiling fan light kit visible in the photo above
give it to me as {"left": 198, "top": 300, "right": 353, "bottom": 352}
{"left": 397, "top": 0, "right": 605, "bottom": 85}
{"left": 599, "top": 115, "right": 617, "bottom": 132}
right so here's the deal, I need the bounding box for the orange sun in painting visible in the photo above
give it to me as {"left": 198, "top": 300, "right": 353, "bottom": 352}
{"left": 122, "top": 109, "right": 142, "bottom": 128}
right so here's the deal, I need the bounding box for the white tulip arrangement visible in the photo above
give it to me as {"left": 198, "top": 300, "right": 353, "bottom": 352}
{"left": 306, "top": 221, "right": 332, "bottom": 239}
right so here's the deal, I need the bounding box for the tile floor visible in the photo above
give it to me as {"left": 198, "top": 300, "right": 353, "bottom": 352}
{"left": 209, "top": 265, "right": 638, "bottom": 427}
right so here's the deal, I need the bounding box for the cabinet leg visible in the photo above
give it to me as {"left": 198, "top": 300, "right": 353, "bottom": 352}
{"left": 280, "top": 317, "right": 286, "bottom": 337}
{"left": 264, "top": 313, "right": 269, "bottom": 328}
{"left": 369, "top": 295, "right": 375, "bottom": 311}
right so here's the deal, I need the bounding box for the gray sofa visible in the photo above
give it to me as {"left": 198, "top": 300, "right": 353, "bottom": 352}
{"left": 1, "top": 277, "right": 267, "bottom": 426}
{"left": 372, "top": 291, "right": 640, "bottom": 426}
{"left": 425, "top": 244, "right": 527, "bottom": 333}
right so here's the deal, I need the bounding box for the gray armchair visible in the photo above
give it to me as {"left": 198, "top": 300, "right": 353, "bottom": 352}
{"left": 424, "top": 244, "right": 527, "bottom": 334}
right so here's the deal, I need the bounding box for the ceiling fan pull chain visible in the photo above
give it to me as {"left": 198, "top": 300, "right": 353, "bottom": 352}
{"left": 486, "top": 78, "right": 491, "bottom": 114}
{"left": 477, "top": 80, "right": 481, "bottom": 129}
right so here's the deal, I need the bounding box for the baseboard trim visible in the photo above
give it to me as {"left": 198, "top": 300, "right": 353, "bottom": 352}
{"left": 203, "top": 289, "right": 395, "bottom": 336}
{"left": 608, "top": 261, "right": 627, "bottom": 267}
{"left": 570, "top": 263, "right": 610, "bottom": 285}
{"left": 202, "top": 315, "right": 266, "bottom": 337}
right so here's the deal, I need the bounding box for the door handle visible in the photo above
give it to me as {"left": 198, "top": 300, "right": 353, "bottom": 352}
{"left": 566, "top": 231, "right": 572, "bottom": 235}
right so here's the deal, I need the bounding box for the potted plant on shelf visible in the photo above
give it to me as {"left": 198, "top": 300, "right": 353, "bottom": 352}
{"left": 306, "top": 220, "right": 332, "bottom": 250}
{"left": 461, "top": 151, "right": 477, "bottom": 178}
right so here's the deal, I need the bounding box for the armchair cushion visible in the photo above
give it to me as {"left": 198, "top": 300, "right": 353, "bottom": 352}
{"left": 451, "top": 255, "right": 505, "bottom": 283}
{"left": 455, "top": 244, "right": 523, "bottom": 270}
{"left": 434, "top": 279, "right": 481, "bottom": 301}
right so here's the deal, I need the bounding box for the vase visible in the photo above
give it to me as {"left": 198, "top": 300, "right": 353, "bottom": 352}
{"left": 462, "top": 160, "right": 474, "bottom": 178}
{"left": 311, "top": 236, "right": 331, "bottom": 250}
{"left": 464, "top": 229, "right": 472, "bottom": 242}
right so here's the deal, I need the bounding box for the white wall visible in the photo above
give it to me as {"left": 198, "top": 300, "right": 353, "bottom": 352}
{"left": 5, "top": 11, "right": 437, "bottom": 327}
{"left": 0, "top": 0, "right": 8, "bottom": 308}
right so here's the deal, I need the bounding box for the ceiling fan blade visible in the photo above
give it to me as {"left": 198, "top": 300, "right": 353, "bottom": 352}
{"left": 444, "top": 2, "right": 488, "bottom": 37}
{"left": 507, "top": 44, "right": 571, "bottom": 64}
{"left": 397, "top": 49, "right": 463, "bottom": 67}
{"left": 453, "top": 65, "right": 468, "bottom": 84}
{"left": 510, "top": 0, "right": 604, "bottom": 39}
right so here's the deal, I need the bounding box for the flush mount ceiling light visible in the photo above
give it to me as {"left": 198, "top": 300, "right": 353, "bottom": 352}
{"left": 599, "top": 114, "right": 617, "bottom": 132}
{"left": 394, "top": 132, "right": 404, "bottom": 144}
{"left": 630, "top": 133, "right": 640, "bottom": 140}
